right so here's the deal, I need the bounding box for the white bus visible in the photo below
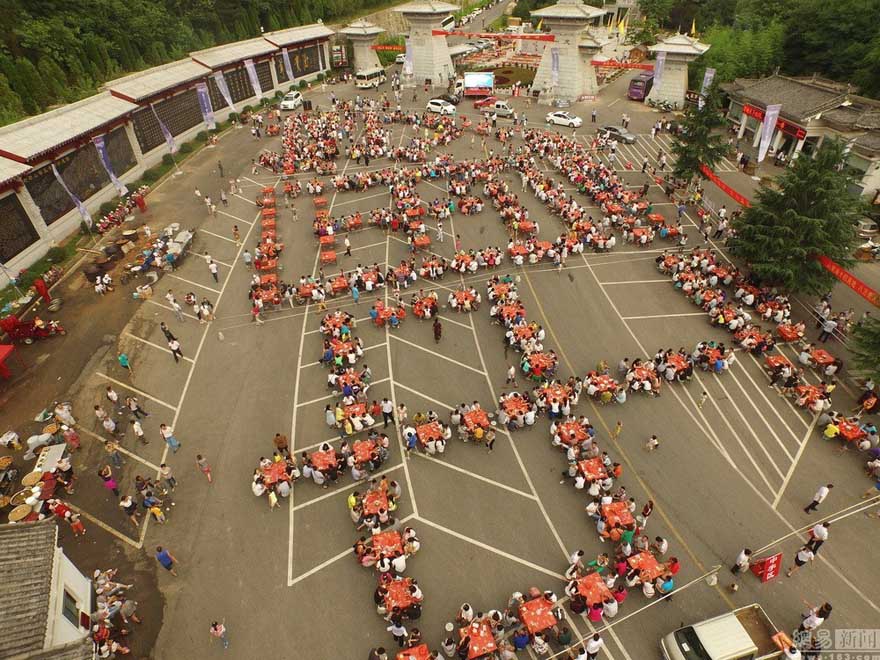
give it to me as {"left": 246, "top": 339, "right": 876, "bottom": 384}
{"left": 441, "top": 14, "right": 456, "bottom": 30}
{"left": 355, "top": 67, "right": 387, "bottom": 89}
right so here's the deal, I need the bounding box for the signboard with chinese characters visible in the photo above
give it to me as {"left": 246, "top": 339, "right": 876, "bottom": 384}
{"left": 743, "top": 104, "right": 807, "bottom": 140}
{"left": 749, "top": 552, "right": 783, "bottom": 582}
{"left": 331, "top": 45, "right": 348, "bottom": 68}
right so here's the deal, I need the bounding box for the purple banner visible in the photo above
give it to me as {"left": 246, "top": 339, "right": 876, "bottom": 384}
{"left": 51, "top": 164, "right": 92, "bottom": 226}
{"left": 551, "top": 48, "right": 559, "bottom": 86}
{"left": 150, "top": 105, "right": 178, "bottom": 154}
{"left": 92, "top": 135, "right": 128, "bottom": 196}
{"left": 244, "top": 58, "right": 262, "bottom": 98}
{"left": 653, "top": 52, "right": 666, "bottom": 90}
{"left": 758, "top": 104, "right": 781, "bottom": 163}
{"left": 195, "top": 82, "right": 216, "bottom": 130}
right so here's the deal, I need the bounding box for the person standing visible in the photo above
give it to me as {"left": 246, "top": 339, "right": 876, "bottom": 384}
{"left": 220, "top": 190, "right": 228, "bottom": 207}
{"left": 168, "top": 338, "right": 184, "bottom": 363}
{"left": 806, "top": 521, "right": 829, "bottom": 553}
{"left": 126, "top": 396, "right": 149, "bottom": 419}
{"left": 591, "top": 109, "right": 597, "bottom": 123}
{"left": 381, "top": 398, "right": 394, "bottom": 427}
{"left": 159, "top": 463, "right": 177, "bottom": 491}
{"left": 433, "top": 318, "right": 442, "bottom": 344}
{"left": 505, "top": 364, "right": 517, "bottom": 388}
{"left": 159, "top": 424, "right": 181, "bottom": 453}
{"left": 611, "top": 420, "right": 623, "bottom": 440}
{"left": 586, "top": 633, "right": 604, "bottom": 659}
{"left": 210, "top": 621, "right": 229, "bottom": 649}
{"left": 208, "top": 260, "right": 219, "bottom": 283}
{"left": 344, "top": 236, "right": 352, "bottom": 257}
{"left": 196, "top": 454, "right": 213, "bottom": 483}
{"left": 217, "top": 161, "right": 224, "bottom": 178}
{"left": 352, "top": 286, "right": 360, "bottom": 305}
{"left": 697, "top": 391, "right": 709, "bottom": 409}
{"left": 159, "top": 322, "right": 176, "bottom": 343}
{"left": 155, "top": 546, "right": 179, "bottom": 576}
{"left": 130, "top": 419, "right": 147, "bottom": 445}
{"left": 118, "top": 352, "right": 133, "bottom": 377}
{"left": 804, "top": 484, "right": 833, "bottom": 513}
{"left": 785, "top": 544, "right": 815, "bottom": 577}
{"left": 731, "top": 548, "right": 752, "bottom": 574}
{"left": 232, "top": 225, "right": 241, "bottom": 245}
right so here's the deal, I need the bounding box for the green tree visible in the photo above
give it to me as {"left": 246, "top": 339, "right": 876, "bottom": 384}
{"left": 850, "top": 317, "right": 880, "bottom": 383}
{"left": 728, "top": 140, "right": 864, "bottom": 295}
{"left": 639, "top": 0, "right": 674, "bottom": 24}
{"left": 669, "top": 83, "right": 729, "bottom": 184}
{"left": 37, "top": 58, "right": 67, "bottom": 103}
{"left": 0, "top": 73, "right": 25, "bottom": 125}
{"left": 627, "top": 17, "right": 660, "bottom": 45}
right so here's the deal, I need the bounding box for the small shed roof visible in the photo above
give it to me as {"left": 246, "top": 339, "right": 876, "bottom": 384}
{"left": 0, "top": 519, "right": 59, "bottom": 656}
{"left": 0, "top": 93, "right": 137, "bottom": 163}
{"left": 531, "top": 0, "right": 605, "bottom": 21}
{"left": 648, "top": 33, "right": 710, "bottom": 56}
{"left": 190, "top": 37, "right": 278, "bottom": 69}
{"left": 0, "top": 155, "right": 31, "bottom": 184}
{"left": 339, "top": 20, "right": 385, "bottom": 37}
{"left": 103, "top": 58, "right": 211, "bottom": 102}
{"left": 263, "top": 23, "right": 335, "bottom": 47}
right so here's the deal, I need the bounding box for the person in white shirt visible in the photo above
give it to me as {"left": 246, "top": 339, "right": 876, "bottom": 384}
{"left": 585, "top": 633, "right": 604, "bottom": 659}
{"left": 391, "top": 554, "right": 407, "bottom": 574}
{"left": 806, "top": 522, "right": 830, "bottom": 553}
{"left": 786, "top": 545, "right": 815, "bottom": 577}
{"left": 804, "top": 484, "right": 833, "bottom": 513}
{"left": 731, "top": 548, "right": 752, "bottom": 574}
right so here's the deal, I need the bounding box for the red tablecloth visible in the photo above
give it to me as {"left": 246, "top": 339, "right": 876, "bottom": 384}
{"left": 384, "top": 577, "right": 415, "bottom": 611}
{"left": 509, "top": 244, "right": 528, "bottom": 256}
{"left": 628, "top": 551, "right": 664, "bottom": 580}
{"left": 518, "top": 220, "right": 536, "bottom": 233}
{"left": 363, "top": 488, "right": 389, "bottom": 515}
{"left": 261, "top": 461, "right": 288, "bottom": 485}
{"left": 589, "top": 374, "right": 617, "bottom": 392}
{"left": 764, "top": 354, "right": 791, "bottom": 370}
{"left": 338, "top": 372, "right": 362, "bottom": 390}
{"left": 352, "top": 439, "right": 377, "bottom": 463}
{"left": 331, "top": 340, "right": 353, "bottom": 357}
{"left": 538, "top": 383, "right": 568, "bottom": 401}
{"left": 502, "top": 395, "right": 529, "bottom": 417}
{"left": 577, "top": 573, "right": 613, "bottom": 606}
{"left": 795, "top": 384, "right": 823, "bottom": 405}
{"left": 602, "top": 501, "right": 634, "bottom": 528}
{"left": 416, "top": 422, "right": 443, "bottom": 445}
{"left": 372, "top": 530, "right": 404, "bottom": 558}
{"left": 558, "top": 421, "right": 586, "bottom": 445}
{"left": 519, "top": 598, "right": 557, "bottom": 634}
{"left": 839, "top": 420, "right": 866, "bottom": 442}
{"left": 490, "top": 283, "right": 511, "bottom": 298}
{"left": 528, "top": 353, "right": 555, "bottom": 371}
{"left": 646, "top": 213, "right": 665, "bottom": 224}
{"left": 463, "top": 409, "right": 490, "bottom": 430}
{"left": 460, "top": 621, "right": 497, "bottom": 659}
{"left": 454, "top": 290, "right": 475, "bottom": 305}
{"left": 397, "top": 644, "right": 431, "bottom": 660}
{"left": 776, "top": 324, "right": 801, "bottom": 342}
{"left": 414, "top": 235, "right": 431, "bottom": 249}
{"left": 811, "top": 349, "right": 835, "bottom": 366}
{"left": 578, "top": 458, "right": 607, "bottom": 481}
{"left": 498, "top": 304, "right": 524, "bottom": 321}
{"left": 310, "top": 449, "right": 338, "bottom": 471}
{"left": 344, "top": 402, "right": 366, "bottom": 418}
{"left": 667, "top": 354, "right": 688, "bottom": 373}
{"left": 319, "top": 235, "right": 335, "bottom": 246}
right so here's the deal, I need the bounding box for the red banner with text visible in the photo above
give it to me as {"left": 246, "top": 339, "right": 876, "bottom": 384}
{"left": 431, "top": 30, "right": 555, "bottom": 41}
{"left": 590, "top": 59, "right": 654, "bottom": 70}
{"left": 750, "top": 552, "right": 784, "bottom": 582}
{"left": 370, "top": 44, "right": 405, "bottom": 51}
{"left": 700, "top": 164, "right": 752, "bottom": 208}
{"left": 817, "top": 255, "right": 880, "bottom": 306}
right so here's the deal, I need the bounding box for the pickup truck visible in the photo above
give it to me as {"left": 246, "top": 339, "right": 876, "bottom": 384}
{"left": 661, "top": 604, "right": 784, "bottom": 660}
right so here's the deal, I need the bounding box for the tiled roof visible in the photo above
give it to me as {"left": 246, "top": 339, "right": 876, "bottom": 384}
{"left": 394, "top": 0, "right": 459, "bottom": 14}
{"left": 531, "top": 0, "right": 605, "bottom": 20}
{"left": 263, "top": 23, "right": 335, "bottom": 46}
{"left": 729, "top": 75, "right": 847, "bottom": 122}
{"left": 21, "top": 637, "right": 95, "bottom": 660}
{"left": 0, "top": 520, "right": 58, "bottom": 656}
{"left": 190, "top": 37, "right": 278, "bottom": 69}
{"left": 648, "top": 33, "right": 710, "bottom": 56}
{"left": 0, "top": 93, "right": 136, "bottom": 162}
{"left": 103, "top": 58, "right": 211, "bottom": 102}
{"left": 0, "top": 156, "right": 31, "bottom": 184}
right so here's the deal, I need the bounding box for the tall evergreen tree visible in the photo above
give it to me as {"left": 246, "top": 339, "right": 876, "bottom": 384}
{"left": 850, "top": 317, "right": 880, "bottom": 382}
{"left": 669, "top": 83, "right": 729, "bottom": 185}
{"left": 37, "top": 58, "right": 66, "bottom": 102}
{"left": 728, "top": 140, "right": 864, "bottom": 295}
{"left": 0, "top": 73, "right": 25, "bottom": 125}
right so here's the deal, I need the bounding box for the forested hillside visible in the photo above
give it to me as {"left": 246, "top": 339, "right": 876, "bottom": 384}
{"left": 0, "top": 0, "right": 391, "bottom": 126}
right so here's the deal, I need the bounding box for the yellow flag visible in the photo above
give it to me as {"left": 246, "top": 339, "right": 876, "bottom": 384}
{"left": 536, "top": 18, "right": 543, "bottom": 31}
{"left": 690, "top": 17, "right": 697, "bottom": 35}
{"left": 618, "top": 15, "right": 627, "bottom": 37}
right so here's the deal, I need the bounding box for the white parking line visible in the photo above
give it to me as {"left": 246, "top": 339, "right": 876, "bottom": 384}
{"left": 412, "top": 452, "right": 538, "bottom": 501}
{"left": 94, "top": 372, "right": 179, "bottom": 411}
{"left": 415, "top": 516, "right": 565, "bottom": 580}
{"left": 298, "top": 342, "right": 387, "bottom": 369}
{"left": 124, "top": 332, "right": 195, "bottom": 364}
{"left": 167, "top": 274, "right": 221, "bottom": 294}
{"left": 295, "top": 378, "right": 391, "bottom": 408}
{"left": 389, "top": 334, "right": 487, "bottom": 375}
{"left": 199, "top": 228, "right": 237, "bottom": 243}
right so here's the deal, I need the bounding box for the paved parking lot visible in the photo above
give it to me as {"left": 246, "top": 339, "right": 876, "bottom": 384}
{"left": 52, "top": 80, "right": 880, "bottom": 659}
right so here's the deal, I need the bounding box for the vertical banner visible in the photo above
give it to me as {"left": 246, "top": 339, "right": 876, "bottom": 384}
{"left": 653, "top": 52, "right": 666, "bottom": 89}
{"left": 758, "top": 103, "right": 781, "bottom": 162}
{"left": 281, "top": 47, "right": 295, "bottom": 82}
{"left": 212, "top": 71, "right": 235, "bottom": 109}
{"left": 51, "top": 164, "right": 92, "bottom": 226}
{"left": 403, "top": 39, "right": 414, "bottom": 76}
{"left": 698, "top": 67, "right": 715, "bottom": 109}
{"left": 195, "top": 82, "right": 216, "bottom": 130}
{"left": 92, "top": 135, "right": 128, "bottom": 197}
{"left": 150, "top": 105, "right": 178, "bottom": 154}
{"left": 551, "top": 48, "right": 560, "bottom": 86}
{"left": 244, "top": 58, "right": 262, "bottom": 98}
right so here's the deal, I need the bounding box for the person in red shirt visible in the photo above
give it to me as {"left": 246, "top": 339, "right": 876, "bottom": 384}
{"left": 666, "top": 556, "right": 681, "bottom": 575}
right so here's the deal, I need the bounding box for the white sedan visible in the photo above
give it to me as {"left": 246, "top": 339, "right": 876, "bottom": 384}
{"left": 546, "top": 111, "right": 583, "bottom": 128}
{"left": 426, "top": 99, "right": 457, "bottom": 116}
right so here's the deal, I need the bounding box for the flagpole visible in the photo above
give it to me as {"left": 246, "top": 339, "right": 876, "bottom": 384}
{"left": 0, "top": 262, "right": 25, "bottom": 298}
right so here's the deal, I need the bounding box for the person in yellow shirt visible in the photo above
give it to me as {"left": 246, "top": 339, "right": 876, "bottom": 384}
{"left": 823, "top": 422, "right": 840, "bottom": 440}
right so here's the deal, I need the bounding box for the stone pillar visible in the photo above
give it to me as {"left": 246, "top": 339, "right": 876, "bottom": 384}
{"left": 395, "top": 1, "right": 458, "bottom": 88}
{"left": 268, "top": 57, "right": 279, "bottom": 91}
{"left": 531, "top": 0, "right": 605, "bottom": 105}
{"left": 646, "top": 34, "right": 709, "bottom": 110}
{"left": 577, "top": 32, "right": 609, "bottom": 101}
{"left": 340, "top": 20, "right": 386, "bottom": 73}
{"left": 737, "top": 111, "right": 747, "bottom": 139}
{"left": 16, "top": 185, "right": 55, "bottom": 244}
